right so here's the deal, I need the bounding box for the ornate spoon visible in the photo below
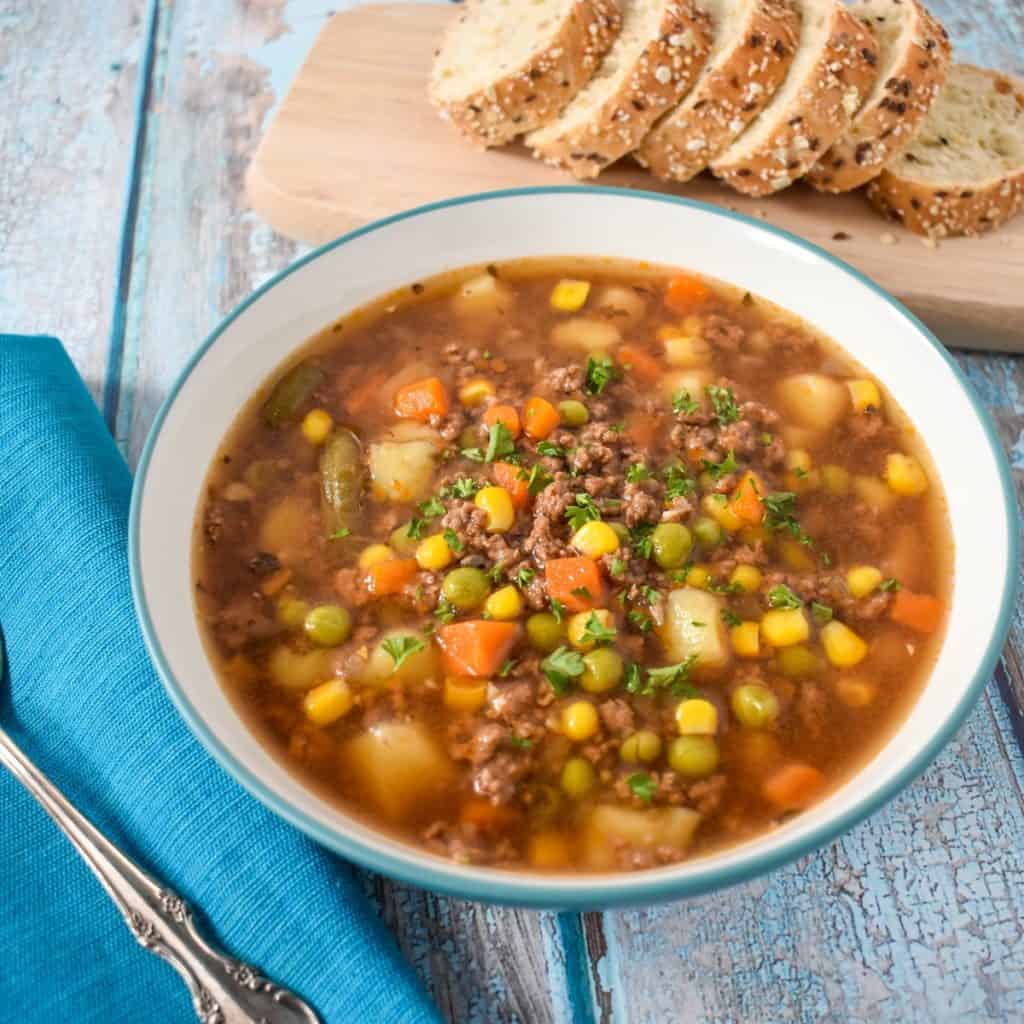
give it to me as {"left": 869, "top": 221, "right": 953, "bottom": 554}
{"left": 0, "top": 626, "right": 320, "bottom": 1024}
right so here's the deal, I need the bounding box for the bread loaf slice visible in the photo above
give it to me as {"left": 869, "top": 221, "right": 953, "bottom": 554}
{"left": 807, "top": 0, "right": 950, "bottom": 192}
{"left": 429, "top": 0, "right": 622, "bottom": 148}
{"left": 636, "top": 0, "right": 800, "bottom": 184}
{"left": 526, "top": 0, "right": 712, "bottom": 178}
{"left": 710, "top": 0, "right": 878, "bottom": 196}
{"left": 866, "top": 65, "right": 1024, "bottom": 237}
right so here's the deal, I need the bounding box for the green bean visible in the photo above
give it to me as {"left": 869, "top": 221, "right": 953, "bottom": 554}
{"left": 557, "top": 399, "right": 589, "bottom": 427}
{"left": 320, "top": 428, "right": 363, "bottom": 536}
{"left": 441, "top": 567, "right": 491, "bottom": 611}
{"left": 652, "top": 522, "right": 693, "bottom": 569}
{"left": 580, "top": 648, "right": 624, "bottom": 693}
{"left": 525, "top": 612, "right": 566, "bottom": 653}
{"left": 262, "top": 361, "right": 325, "bottom": 427}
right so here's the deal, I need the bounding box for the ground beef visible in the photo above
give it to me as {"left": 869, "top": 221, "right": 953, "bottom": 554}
{"left": 622, "top": 480, "right": 662, "bottom": 526}
{"left": 440, "top": 500, "right": 490, "bottom": 555}
{"left": 523, "top": 478, "right": 575, "bottom": 564}
{"left": 599, "top": 698, "right": 635, "bottom": 736}
{"left": 546, "top": 364, "right": 585, "bottom": 394}
{"left": 798, "top": 682, "right": 827, "bottom": 739}
{"left": 211, "top": 593, "right": 278, "bottom": 650}
{"left": 473, "top": 751, "right": 532, "bottom": 804}
{"left": 704, "top": 314, "right": 746, "bottom": 352}
{"left": 204, "top": 504, "right": 225, "bottom": 544}
{"left": 467, "top": 723, "right": 507, "bottom": 766}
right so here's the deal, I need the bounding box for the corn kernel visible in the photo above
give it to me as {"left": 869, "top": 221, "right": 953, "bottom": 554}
{"left": 444, "top": 676, "right": 489, "bottom": 712}
{"left": 821, "top": 464, "right": 850, "bottom": 496}
{"left": 528, "top": 830, "right": 571, "bottom": 868}
{"left": 847, "top": 379, "right": 881, "bottom": 412}
{"left": 572, "top": 519, "right": 620, "bottom": 558}
{"left": 663, "top": 334, "right": 710, "bottom": 368}
{"left": 761, "top": 609, "right": 809, "bottom": 647}
{"left": 730, "top": 564, "right": 762, "bottom": 593}
{"left": 458, "top": 377, "right": 496, "bottom": 408}
{"left": 301, "top": 408, "right": 333, "bottom": 445}
{"left": 676, "top": 698, "right": 718, "bottom": 735}
{"left": 885, "top": 453, "right": 928, "bottom": 497}
{"left": 780, "top": 539, "right": 815, "bottom": 571}
{"left": 837, "top": 675, "right": 875, "bottom": 707}
{"left": 550, "top": 279, "right": 591, "bottom": 312}
{"left": 775, "top": 644, "right": 823, "bottom": 677}
{"left": 485, "top": 585, "right": 524, "bottom": 621}
{"left": 821, "top": 620, "right": 868, "bottom": 667}
{"left": 358, "top": 544, "right": 394, "bottom": 571}
{"left": 562, "top": 701, "right": 599, "bottom": 741}
{"left": 731, "top": 621, "right": 761, "bottom": 658}
{"left": 847, "top": 565, "right": 883, "bottom": 599}
{"left": 686, "top": 564, "right": 711, "bottom": 589}
{"left": 474, "top": 486, "right": 516, "bottom": 533}
{"left": 302, "top": 679, "right": 353, "bottom": 726}
{"left": 415, "top": 533, "right": 455, "bottom": 572}
{"left": 702, "top": 493, "right": 743, "bottom": 533}
{"left": 567, "top": 609, "right": 615, "bottom": 650}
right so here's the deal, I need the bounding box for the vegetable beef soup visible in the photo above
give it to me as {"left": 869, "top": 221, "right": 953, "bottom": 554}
{"left": 194, "top": 259, "right": 951, "bottom": 873}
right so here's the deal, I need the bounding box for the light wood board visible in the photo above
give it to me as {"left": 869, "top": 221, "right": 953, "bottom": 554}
{"left": 245, "top": 3, "right": 1024, "bottom": 352}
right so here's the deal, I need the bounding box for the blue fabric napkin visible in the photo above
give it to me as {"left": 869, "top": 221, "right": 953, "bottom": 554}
{"left": 0, "top": 336, "right": 440, "bottom": 1024}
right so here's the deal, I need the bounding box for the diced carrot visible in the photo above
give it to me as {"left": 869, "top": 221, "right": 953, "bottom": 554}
{"left": 483, "top": 403, "right": 521, "bottom": 438}
{"left": 346, "top": 369, "right": 387, "bottom": 416}
{"left": 664, "top": 274, "right": 710, "bottom": 314}
{"left": 729, "top": 471, "right": 764, "bottom": 525}
{"left": 366, "top": 558, "right": 418, "bottom": 596}
{"left": 626, "top": 411, "right": 660, "bottom": 450}
{"left": 889, "top": 590, "right": 942, "bottom": 633}
{"left": 394, "top": 376, "right": 449, "bottom": 421}
{"left": 493, "top": 461, "right": 530, "bottom": 509}
{"left": 762, "top": 762, "right": 825, "bottom": 811}
{"left": 459, "top": 797, "right": 521, "bottom": 833}
{"left": 436, "top": 620, "right": 522, "bottom": 678}
{"left": 523, "top": 396, "right": 560, "bottom": 440}
{"left": 545, "top": 557, "right": 605, "bottom": 613}
{"left": 617, "top": 345, "right": 662, "bottom": 384}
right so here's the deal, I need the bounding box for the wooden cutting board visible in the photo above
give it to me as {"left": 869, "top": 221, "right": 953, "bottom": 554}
{"left": 246, "top": 4, "right": 1024, "bottom": 352}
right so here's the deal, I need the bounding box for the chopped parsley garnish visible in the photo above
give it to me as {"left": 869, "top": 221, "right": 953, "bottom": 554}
{"left": 435, "top": 599, "right": 457, "bottom": 624}
{"left": 760, "top": 432, "right": 774, "bottom": 446}
{"left": 664, "top": 463, "right": 696, "bottom": 501}
{"left": 499, "top": 658, "right": 518, "bottom": 678}
{"left": 762, "top": 491, "right": 800, "bottom": 532}
{"left": 628, "top": 523, "right": 655, "bottom": 559}
{"left": 708, "top": 579, "right": 743, "bottom": 595}
{"left": 584, "top": 355, "right": 617, "bottom": 395}
{"left": 721, "top": 608, "right": 743, "bottom": 627}
{"left": 514, "top": 566, "right": 536, "bottom": 588}
{"left": 640, "top": 585, "right": 660, "bottom": 606}
{"left": 508, "top": 735, "right": 532, "bottom": 750}
{"left": 549, "top": 598, "right": 566, "bottom": 623}
{"left": 487, "top": 563, "right": 506, "bottom": 584}
{"left": 793, "top": 466, "right": 809, "bottom": 480}
{"left": 327, "top": 527, "right": 351, "bottom": 540}
{"left": 672, "top": 389, "right": 700, "bottom": 416}
{"left": 440, "top": 477, "right": 480, "bottom": 500}
{"left": 381, "top": 634, "right": 426, "bottom": 670}
{"left": 418, "top": 496, "right": 445, "bottom": 519}
{"left": 406, "top": 518, "right": 425, "bottom": 540}
{"left": 609, "top": 557, "right": 627, "bottom": 579}
{"left": 821, "top": 551, "right": 833, "bottom": 567}
{"left": 609, "top": 421, "right": 626, "bottom": 433}
{"left": 571, "top": 586, "right": 593, "bottom": 600}
{"left": 626, "top": 462, "right": 650, "bottom": 483}
{"left": 443, "top": 528, "right": 465, "bottom": 554}
{"left": 702, "top": 450, "right": 739, "bottom": 480}
{"left": 537, "top": 441, "right": 566, "bottom": 458}
{"left": 525, "top": 463, "right": 552, "bottom": 496}
{"left": 632, "top": 656, "right": 699, "bottom": 697}
{"left": 541, "top": 645, "right": 585, "bottom": 694}
{"left": 879, "top": 578, "right": 901, "bottom": 592}
{"left": 579, "top": 612, "right": 616, "bottom": 647}
{"left": 628, "top": 772, "right": 657, "bottom": 804}
{"left": 767, "top": 584, "right": 803, "bottom": 609}
{"left": 485, "top": 422, "right": 516, "bottom": 462}
{"left": 565, "top": 492, "right": 602, "bottom": 531}
{"left": 627, "top": 609, "right": 653, "bottom": 633}
{"left": 624, "top": 661, "right": 642, "bottom": 692}
{"left": 706, "top": 385, "right": 740, "bottom": 425}
{"left": 810, "top": 601, "right": 833, "bottom": 624}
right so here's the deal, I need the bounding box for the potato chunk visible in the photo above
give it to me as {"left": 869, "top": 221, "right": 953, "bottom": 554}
{"left": 550, "top": 317, "right": 621, "bottom": 351}
{"left": 658, "top": 588, "right": 731, "bottom": 675}
{"left": 776, "top": 373, "right": 849, "bottom": 432}
{"left": 451, "top": 273, "right": 512, "bottom": 320}
{"left": 360, "top": 629, "right": 439, "bottom": 687}
{"left": 582, "top": 805, "right": 701, "bottom": 869}
{"left": 368, "top": 440, "right": 437, "bottom": 504}
{"left": 344, "top": 722, "right": 453, "bottom": 819}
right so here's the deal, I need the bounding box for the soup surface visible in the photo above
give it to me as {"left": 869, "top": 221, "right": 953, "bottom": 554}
{"left": 194, "top": 258, "right": 951, "bottom": 872}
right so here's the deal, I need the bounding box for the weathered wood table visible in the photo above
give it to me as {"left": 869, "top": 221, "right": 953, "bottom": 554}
{"left": 4, "top": 1, "right": 1022, "bottom": 1020}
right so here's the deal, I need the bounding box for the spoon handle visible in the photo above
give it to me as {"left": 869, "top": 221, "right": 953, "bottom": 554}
{"left": 0, "top": 728, "right": 320, "bottom": 1024}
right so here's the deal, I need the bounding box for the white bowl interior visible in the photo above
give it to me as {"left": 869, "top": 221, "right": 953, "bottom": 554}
{"left": 134, "top": 190, "right": 1012, "bottom": 902}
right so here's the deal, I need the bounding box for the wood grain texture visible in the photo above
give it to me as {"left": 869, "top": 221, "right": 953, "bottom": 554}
{"left": 0, "top": 0, "right": 152, "bottom": 404}
{"left": 244, "top": 3, "right": 1024, "bottom": 352}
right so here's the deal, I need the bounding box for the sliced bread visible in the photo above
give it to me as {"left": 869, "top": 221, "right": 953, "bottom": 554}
{"left": 710, "top": 0, "right": 878, "bottom": 197}
{"left": 807, "top": 0, "right": 950, "bottom": 192}
{"left": 866, "top": 64, "right": 1024, "bottom": 237}
{"left": 429, "top": 0, "right": 622, "bottom": 148}
{"left": 636, "top": 0, "right": 800, "bottom": 184}
{"left": 525, "top": 0, "right": 712, "bottom": 178}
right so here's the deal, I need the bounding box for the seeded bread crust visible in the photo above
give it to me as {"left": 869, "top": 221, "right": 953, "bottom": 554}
{"left": 636, "top": 0, "right": 801, "bottom": 185}
{"left": 526, "top": 0, "right": 712, "bottom": 178}
{"left": 866, "top": 67, "right": 1024, "bottom": 237}
{"left": 429, "top": 0, "right": 623, "bottom": 148}
{"left": 808, "top": 0, "right": 950, "bottom": 192}
{"left": 711, "top": 1, "right": 879, "bottom": 197}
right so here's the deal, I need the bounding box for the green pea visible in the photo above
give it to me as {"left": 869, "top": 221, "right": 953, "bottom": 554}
{"left": 651, "top": 522, "right": 693, "bottom": 569}
{"left": 580, "top": 648, "right": 624, "bottom": 693}
{"left": 560, "top": 757, "right": 596, "bottom": 798}
{"left": 620, "top": 730, "right": 662, "bottom": 764}
{"left": 693, "top": 516, "right": 723, "bottom": 547}
{"left": 731, "top": 684, "right": 780, "bottom": 729}
{"left": 668, "top": 735, "right": 719, "bottom": 777}
{"left": 558, "top": 399, "right": 589, "bottom": 427}
{"left": 277, "top": 595, "right": 309, "bottom": 628}
{"left": 441, "top": 567, "right": 491, "bottom": 611}
{"left": 526, "top": 612, "right": 566, "bottom": 653}
{"left": 608, "top": 521, "right": 630, "bottom": 544}
{"left": 303, "top": 604, "right": 352, "bottom": 647}
{"left": 390, "top": 521, "right": 420, "bottom": 556}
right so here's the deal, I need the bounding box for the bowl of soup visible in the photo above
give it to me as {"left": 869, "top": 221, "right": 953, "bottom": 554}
{"left": 130, "top": 187, "right": 1017, "bottom": 907}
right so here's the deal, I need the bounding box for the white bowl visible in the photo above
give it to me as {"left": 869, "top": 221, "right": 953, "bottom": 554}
{"left": 130, "top": 187, "right": 1018, "bottom": 908}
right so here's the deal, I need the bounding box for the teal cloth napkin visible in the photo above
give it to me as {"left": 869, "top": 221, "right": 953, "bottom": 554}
{"left": 0, "top": 336, "right": 440, "bottom": 1024}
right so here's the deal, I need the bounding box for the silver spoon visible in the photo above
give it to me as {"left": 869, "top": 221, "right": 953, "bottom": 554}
{"left": 0, "top": 625, "right": 320, "bottom": 1024}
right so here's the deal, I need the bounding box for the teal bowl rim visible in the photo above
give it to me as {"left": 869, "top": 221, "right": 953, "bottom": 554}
{"left": 128, "top": 185, "right": 1019, "bottom": 910}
